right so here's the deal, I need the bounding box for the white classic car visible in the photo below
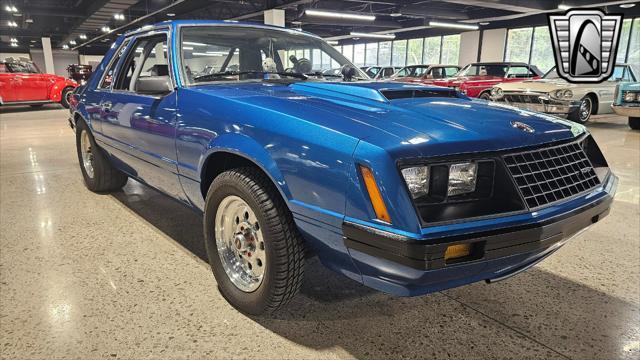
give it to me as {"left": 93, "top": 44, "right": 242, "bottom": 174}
{"left": 489, "top": 64, "right": 637, "bottom": 123}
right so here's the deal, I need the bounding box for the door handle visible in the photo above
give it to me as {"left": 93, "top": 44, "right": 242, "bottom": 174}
{"left": 101, "top": 101, "right": 112, "bottom": 112}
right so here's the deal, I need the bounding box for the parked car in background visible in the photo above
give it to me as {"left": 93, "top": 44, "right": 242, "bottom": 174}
{"left": 391, "top": 64, "right": 460, "bottom": 83}
{"left": 612, "top": 82, "right": 640, "bottom": 129}
{"left": 70, "top": 20, "right": 616, "bottom": 315}
{"left": 67, "top": 64, "right": 93, "bottom": 84}
{"left": 419, "top": 62, "right": 542, "bottom": 98}
{"left": 0, "top": 57, "right": 78, "bottom": 108}
{"left": 490, "top": 64, "right": 637, "bottom": 123}
{"left": 361, "top": 66, "right": 397, "bottom": 80}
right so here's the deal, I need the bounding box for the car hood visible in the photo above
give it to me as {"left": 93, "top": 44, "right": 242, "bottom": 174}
{"left": 496, "top": 79, "right": 585, "bottom": 92}
{"left": 190, "top": 81, "right": 584, "bottom": 158}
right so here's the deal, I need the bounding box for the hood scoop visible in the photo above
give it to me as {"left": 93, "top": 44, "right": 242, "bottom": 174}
{"left": 290, "top": 82, "right": 458, "bottom": 104}
{"left": 380, "top": 89, "right": 457, "bottom": 100}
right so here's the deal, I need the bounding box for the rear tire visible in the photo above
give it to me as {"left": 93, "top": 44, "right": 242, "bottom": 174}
{"left": 203, "top": 167, "right": 305, "bottom": 315}
{"left": 479, "top": 92, "right": 491, "bottom": 100}
{"left": 60, "top": 87, "right": 74, "bottom": 109}
{"left": 568, "top": 95, "right": 593, "bottom": 124}
{"left": 629, "top": 117, "right": 640, "bottom": 130}
{"left": 75, "top": 119, "right": 128, "bottom": 192}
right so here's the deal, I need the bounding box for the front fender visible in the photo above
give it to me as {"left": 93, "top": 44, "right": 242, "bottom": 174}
{"left": 49, "top": 79, "right": 78, "bottom": 102}
{"left": 201, "top": 132, "right": 293, "bottom": 203}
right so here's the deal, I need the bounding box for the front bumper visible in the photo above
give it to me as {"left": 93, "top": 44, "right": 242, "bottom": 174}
{"left": 344, "top": 173, "right": 617, "bottom": 296}
{"left": 494, "top": 94, "right": 580, "bottom": 115}
{"left": 611, "top": 104, "right": 640, "bottom": 117}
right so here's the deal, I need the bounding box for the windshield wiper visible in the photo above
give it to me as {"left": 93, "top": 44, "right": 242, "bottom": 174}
{"left": 193, "top": 70, "right": 308, "bottom": 82}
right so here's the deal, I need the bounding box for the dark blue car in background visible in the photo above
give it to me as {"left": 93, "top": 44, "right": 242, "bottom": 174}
{"left": 69, "top": 20, "right": 617, "bottom": 315}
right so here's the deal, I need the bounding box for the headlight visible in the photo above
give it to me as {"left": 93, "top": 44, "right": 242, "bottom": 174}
{"left": 447, "top": 162, "right": 477, "bottom": 196}
{"left": 491, "top": 87, "right": 503, "bottom": 98}
{"left": 624, "top": 91, "right": 638, "bottom": 102}
{"left": 552, "top": 89, "right": 573, "bottom": 99}
{"left": 401, "top": 166, "right": 430, "bottom": 199}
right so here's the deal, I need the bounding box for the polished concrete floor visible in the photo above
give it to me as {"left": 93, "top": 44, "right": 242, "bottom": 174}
{"left": 0, "top": 105, "right": 638, "bottom": 360}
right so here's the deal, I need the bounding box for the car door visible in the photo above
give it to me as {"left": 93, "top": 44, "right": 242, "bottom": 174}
{"left": 0, "top": 62, "right": 16, "bottom": 102}
{"left": 100, "top": 32, "right": 182, "bottom": 197}
{"left": 13, "top": 62, "right": 49, "bottom": 101}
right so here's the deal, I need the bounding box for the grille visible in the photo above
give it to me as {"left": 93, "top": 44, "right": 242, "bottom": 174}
{"left": 503, "top": 94, "right": 544, "bottom": 103}
{"left": 503, "top": 140, "right": 600, "bottom": 208}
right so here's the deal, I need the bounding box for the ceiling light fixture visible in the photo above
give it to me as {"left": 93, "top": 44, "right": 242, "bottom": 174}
{"left": 30, "top": 40, "right": 36, "bottom": 43}
{"left": 183, "top": 41, "right": 207, "bottom": 46}
{"left": 305, "top": 9, "right": 375, "bottom": 21}
{"left": 557, "top": 4, "right": 571, "bottom": 10}
{"left": 114, "top": 13, "right": 125, "bottom": 20}
{"left": 349, "top": 32, "right": 395, "bottom": 39}
{"left": 101, "top": 26, "right": 110, "bottom": 32}
{"left": 62, "top": 44, "right": 69, "bottom": 49}
{"left": 79, "top": 34, "right": 87, "bottom": 39}
{"left": 428, "top": 21, "right": 479, "bottom": 30}
{"left": 5, "top": 5, "right": 17, "bottom": 12}
{"left": 69, "top": 40, "right": 76, "bottom": 45}
{"left": 8, "top": 20, "right": 17, "bottom": 27}
{"left": 479, "top": 22, "right": 490, "bottom": 25}
{"left": 390, "top": 12, "right": 403, "bottom": 17}
{"left": 326, "top": 40, "right": 339, "bottom": 45}
{"left": 10, "top": 37, "right": 17, "bottom": 42}
{"left": 10, "top": 43, "right": 17, "bottom": 47}
{"left": 620, "top": 3, "right": 635, "bottom": 8}
{"left": 166, "top": 12, "right": 175, "bottom": 16}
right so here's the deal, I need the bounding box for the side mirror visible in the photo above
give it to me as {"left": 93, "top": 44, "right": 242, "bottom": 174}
{"left": 135, "top": 75, "right": 172, "bottom": 95}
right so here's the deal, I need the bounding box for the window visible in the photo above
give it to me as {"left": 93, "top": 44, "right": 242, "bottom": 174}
{"left": 506, "top": 65, "right": 535, "bottom": 78}
{"left": 628, "top": 18, "right": 639, "bottom": 71}
{"left": 423, "top": 37, "right": 441, "bottom": 64}
{"left": 440, "top": 35, "right": 460, "bottom": 65}
{"left": 365, "top": 66, "right": 380, "bottom": 77}
{"left": 407, "top": 38, "right": 423, "bottom": 65}
{"left": 444, "top": 67, "right": 459, "bottom": 77}
{"left": 529, "top": 26, "right": 554, "bottom": 74}
{"left": 342, "top": 45, "right": 353, "bottom": 62}
{"left": 382, "top": 67, "right": 396, "bottom": 78}
{"left": 378, "top": 41, "right": 392, "bottom": 66}
{"left": 392, "top": 40, "right": 407, "bottom": 66}
{"left": 611, "top": 66, "right": 632, "bottom": 82}
{"left": 353, "top": 43, "right": 365, "bottom": 67}
{"left": 99, "top": 39, "right": 129, "bottom": 89}
{"left": 505, "top": 28, "right": 533, "bottom": 63}
{"left": 617, "top": 19, "right": 633, "bottom": 63}
{"left": 365, "top": 42, "right": 378, "bottom": 66}
{"left": 115, "top": 36, "right": 168, "bottom": 91}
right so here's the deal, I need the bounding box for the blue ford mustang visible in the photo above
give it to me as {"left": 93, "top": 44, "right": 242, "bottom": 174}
{"left": 69, "top": 20, "right": 617, "bottom": 315}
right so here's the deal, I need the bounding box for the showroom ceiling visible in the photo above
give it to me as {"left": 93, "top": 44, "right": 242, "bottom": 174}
{"left": 1, "top": 0, "right": 639, "bottom": 54}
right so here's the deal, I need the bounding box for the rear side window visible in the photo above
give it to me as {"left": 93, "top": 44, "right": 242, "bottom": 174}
{"left": 114, "top": 35, "right": 168, "bottom": 92}
{"left": 99, "top": 39, "right": 130, "bottom": 89}
{"left": 506, "top": 66, "right": 535, "bottom": 78}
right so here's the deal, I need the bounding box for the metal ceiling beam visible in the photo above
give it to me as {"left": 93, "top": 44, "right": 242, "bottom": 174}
{"left": 437, "top": 0, "right": 549, "bottom": 13}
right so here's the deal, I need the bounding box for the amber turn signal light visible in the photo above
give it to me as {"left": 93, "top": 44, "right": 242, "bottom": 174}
{"left": 359, "top": 165, "right": 392, "bottom": 223}
{"left": 444, "top": 243, "right": 472, "bottom": 261}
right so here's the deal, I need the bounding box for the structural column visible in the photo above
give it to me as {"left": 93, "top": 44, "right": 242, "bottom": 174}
{"left": 41, "top": 37, "right": 55, "bottom": 74}
{"left": 264, "top": 9, "right": 285, "bottom": 27}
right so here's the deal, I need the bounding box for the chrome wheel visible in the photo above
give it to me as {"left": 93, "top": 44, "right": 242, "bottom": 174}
{"left": 80, "top": 130, "right": 94, "bottom": 178}
{"left": 215, "top": 195, "right": 266, "bottom": 292}
{"left": 579, "top": 97, "right": 592, "bottom": 122}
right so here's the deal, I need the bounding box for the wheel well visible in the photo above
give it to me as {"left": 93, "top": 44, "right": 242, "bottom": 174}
{"left": 200, "top": 152, "right": 272, "bottom": 199}
{"left": 585, "top": 92, "right": 599, "bottom": 114}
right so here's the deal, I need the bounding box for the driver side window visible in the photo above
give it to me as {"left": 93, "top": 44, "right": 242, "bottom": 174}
{"left": 114, "top": 35, "right": 168, "bottom": 92}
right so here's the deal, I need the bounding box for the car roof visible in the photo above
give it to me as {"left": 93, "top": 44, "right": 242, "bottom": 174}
{"left": 124, "top": 20, "right": 323, "bottom": 40}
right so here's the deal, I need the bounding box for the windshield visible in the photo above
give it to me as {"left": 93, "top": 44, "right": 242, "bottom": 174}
{"left": 181, "top": 26, "right": 367, "bottom": 85}
{"left": 456, "top": 64, "right": 508, "bottom": 77}
{"left": 4, "top": 61, "right": 40, "bottom": 73}
{"left": 544, "top": 65, "right": 632, "bottom": 81}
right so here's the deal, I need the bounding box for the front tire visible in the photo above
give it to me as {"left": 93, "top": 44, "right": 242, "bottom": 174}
{"left": 629, "top": 117, "right": 640, "bottom": 130}
{"left": 203, "top": 167, "right": 305, "bottom": 315}
{"left": 75, "top": 119, "right": 128, "bottom": 192}
{"left": 568, "top": 96, "right": 593, "bottom": 124}
{"left": 479, "top": 92, "right": 491, "bottom": 100}
{"left": 60, "top": 87, "right": 74, "bottom": 108}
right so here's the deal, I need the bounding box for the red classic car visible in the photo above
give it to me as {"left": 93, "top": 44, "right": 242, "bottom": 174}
{"left": 419, "top": 62, "right": 543, "bottom": 99}
{"left": 0, "top": 57, "right": 78, "bottom": 108}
